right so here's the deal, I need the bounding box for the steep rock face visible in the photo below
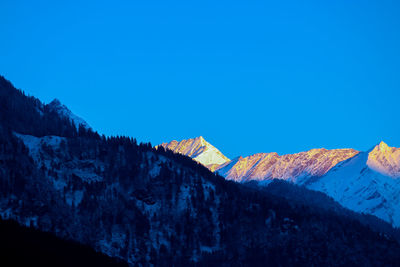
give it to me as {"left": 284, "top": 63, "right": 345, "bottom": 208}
{"left": 47, "top": 99, "right": 91, "bottom": 130}
{"left": 217, "top": 148, "right": 359, "bottom": 184}
{"left": 158, "top": 136, "right": 230, "bottom": 171}
{"left": 308, "top": 142, "right": 400, "bottom": 227}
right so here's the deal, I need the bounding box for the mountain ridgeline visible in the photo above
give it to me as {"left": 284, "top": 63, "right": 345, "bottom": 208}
{"left": 1, "top": 75, "right": 400, "bottom": 266}
{"left": 162, "top": 136, "right": 400, "bottom": 228}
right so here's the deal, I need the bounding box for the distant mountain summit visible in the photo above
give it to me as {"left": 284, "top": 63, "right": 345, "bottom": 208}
{"left": 367, "top": 141, "right": 400, "bottom": 178}
{"left": 47, "top": 99, "right": 90, "bottom": 129}
{"left": 309, "top": 141, "right": 400, "bottom": 226}
{"left": 158, "top": 136, "right": 230, "bottom": 171}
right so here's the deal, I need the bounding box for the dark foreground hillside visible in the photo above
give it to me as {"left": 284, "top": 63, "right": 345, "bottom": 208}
{"left": 0, "top": 218, "right": 127, "bottom": 267}
{"left": 1, "top": 75, "right": 400, "bottom": 266}
{"left": 247, "top": 179, "right": 400, "bottom": 240}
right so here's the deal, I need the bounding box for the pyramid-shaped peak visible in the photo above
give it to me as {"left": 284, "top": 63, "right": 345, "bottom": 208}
{"left": 378, "top": 141, "right": 389, "bottom": 150}
{"left": 193, "top": 136, "right": 209, "bottom": 146}
{"left": 367, "top": 141, "right": 400, "bottom": 178}
{"left": 158, "top": 136, "right": 230, "bottom": 169}
{"left": 371, "top": 141, "right": 391, "bottom": 153}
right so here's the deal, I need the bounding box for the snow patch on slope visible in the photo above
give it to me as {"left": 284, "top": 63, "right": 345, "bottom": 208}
{"left": 14, "top": 133, "right": 103, "bottom": 184}
{"left": 14, "top": 133, "right": 65, "bottom": 163}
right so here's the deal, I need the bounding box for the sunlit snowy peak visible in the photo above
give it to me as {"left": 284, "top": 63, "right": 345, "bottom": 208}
{"left": 158, "top": 136, "right": 230, "bottom": 171}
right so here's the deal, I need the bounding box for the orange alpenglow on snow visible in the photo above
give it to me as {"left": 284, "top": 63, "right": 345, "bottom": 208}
{"left": 158, "top": 136, "right": 359, "bottom": 183}
{"left": 367, "top": 141, "right": 400, "bottom": 178}
{"left": 159, "top": 137, "right": 400, "bottom": 226}
{"left": 217, "top": 148, "right": 359, "bottom": 184}
{"left": 157, "top": 136, "right": 230, "bottom": 172}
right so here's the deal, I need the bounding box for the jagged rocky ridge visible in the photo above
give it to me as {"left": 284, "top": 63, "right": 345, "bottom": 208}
{"left": 158, "top": 137, "right": 359, "bottom": 184}
{"left": 1, "top": 75, "right": 400, "bottom": 266}
{"left": 217, "top": 149, "right": 358, "bottom": 184}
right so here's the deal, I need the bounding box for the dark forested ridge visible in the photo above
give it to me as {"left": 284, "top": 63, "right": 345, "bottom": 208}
{"left": 1, "top": 75, "right": 400, "bottom": 266}
{"left": 0, "top": 217, "right": 128, "bottom": 267}
{"left": 246, "top": 179, "right": 400, "bottom": 240}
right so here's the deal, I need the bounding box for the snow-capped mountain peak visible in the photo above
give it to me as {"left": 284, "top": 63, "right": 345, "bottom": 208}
{"left": 377, "top": 141, "right": 390, "bottom": 152}
{"left": 159, "top": 135, "right": 400, "bottom": 227}
{"left": 47, "top": 99, "right": 91, "bottom": 129}
{"left": 367, "top": 141, "right": 400, "bottom": 178}
{"left": 158, "top": 136, "right": 230, "bottom": 171}
{"left": 307, "top": 142, "right": 400, "bottom": 226}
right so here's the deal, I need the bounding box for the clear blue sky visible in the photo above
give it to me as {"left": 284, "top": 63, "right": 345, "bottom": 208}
{"left": 1, "top": 1, "right": 399, "bottom": 158}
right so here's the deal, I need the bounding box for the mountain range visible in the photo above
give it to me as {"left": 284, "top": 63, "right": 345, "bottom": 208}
{"left": 160, "top": 137, "right": 400, "bottom": 227}
{"left": 1, "top": 75, "right": 400, "bottom": 266}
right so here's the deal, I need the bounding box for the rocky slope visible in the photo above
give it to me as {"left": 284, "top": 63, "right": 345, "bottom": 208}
{"left": 216, "top": 148, "right": 358, "bottom": 184}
